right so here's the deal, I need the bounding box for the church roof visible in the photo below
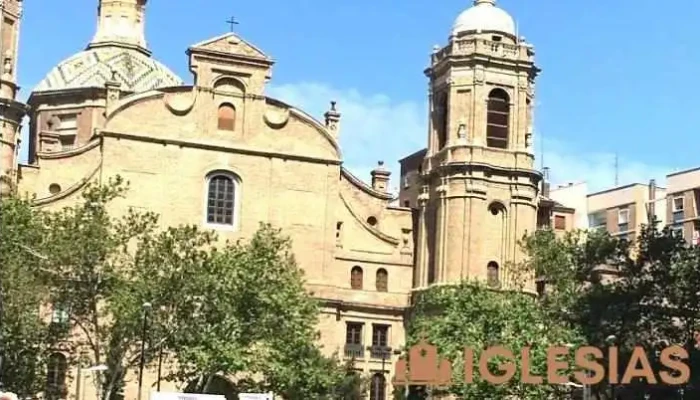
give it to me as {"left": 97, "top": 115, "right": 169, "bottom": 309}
{"left": 33, "top": 46, "right": 183, "bottom": 93}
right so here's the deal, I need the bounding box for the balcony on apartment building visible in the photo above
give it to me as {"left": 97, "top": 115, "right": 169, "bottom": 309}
{"left": 666, "top": 167, "right": 700, "bottom": 245}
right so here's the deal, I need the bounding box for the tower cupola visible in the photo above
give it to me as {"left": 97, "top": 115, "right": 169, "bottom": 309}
{"left": 451, "top": 0, "right": 516, "bottom": 38}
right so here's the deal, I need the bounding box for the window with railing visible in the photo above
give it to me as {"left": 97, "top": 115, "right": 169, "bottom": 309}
{"left": 344, "top": 322, "right": 364, "bottom": 358}
{"left": 673, "top": 196, "right": 685, "bottom": 223}
{"left": 370, "top": 325, "right": 389, "bottom": 358}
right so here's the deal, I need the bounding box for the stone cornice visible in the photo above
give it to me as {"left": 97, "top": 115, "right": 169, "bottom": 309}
{"left": 98, "top": 130, "right": 342, "bottom": 166}
{"left": 317, "top": 298, "right": 408, "bottom": 316}
{"left": 36, "top": 138, "right": 101, "bottom": 160}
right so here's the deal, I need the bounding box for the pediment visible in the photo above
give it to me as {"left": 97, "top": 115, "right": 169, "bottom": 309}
{"left": 189, "top": 33, "right": 271, "bottom": 61}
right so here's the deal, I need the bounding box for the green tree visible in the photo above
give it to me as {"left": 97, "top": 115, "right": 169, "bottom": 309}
{"left": 525, "top": 223, "right": 700, "bottom": 398}
{"left": 405, "top": 280, "right": 584, "bottom": 399}
{"left": 0, "top": 196, "right": 57, "bottom": 397}
{"left": 139, "top": 223, "right": 356, "bottom": 399}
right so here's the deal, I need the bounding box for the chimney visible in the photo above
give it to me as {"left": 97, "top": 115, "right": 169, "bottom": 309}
{"left": 542, "top": 167, "right": 550, "bottom": 198}
{"left": 648, "top": 179, "right": 656, "bottom": 224}
{"left": 371, "top": 161, "right": 391, "bottom": 193}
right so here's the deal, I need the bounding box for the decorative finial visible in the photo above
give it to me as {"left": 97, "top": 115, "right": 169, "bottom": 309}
{"left": 330, "top": 100, "right": 337, "bottom": 111}
{"left": 378, "top": 160, "right": 384, "bottom": 167}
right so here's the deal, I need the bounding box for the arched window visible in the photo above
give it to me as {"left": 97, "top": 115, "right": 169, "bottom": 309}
{"left": 486, "top": 88, "right": 510, "bottom": 149}
{"left": 487, "top": 261, "right": 500, "bottom": 288}
{"left": 46, "top": 352, "right": 67, "bottom": 398}
{"left": 206, "top": 173, "right": 237, "bottom": 226}
{"left": 436, "top": 92, "right": 448, "bottom": 149}
{"left": 350, "top": 266, "right": 363, "bottom": 290}
{"left": 217, "top": 103, "right": 236, "bottom": 131}
{"left": 376, "top": 268, "right": 388, "bottom": 292}
{"left": 370, "top": 373, "right": 386, "bottom": 400}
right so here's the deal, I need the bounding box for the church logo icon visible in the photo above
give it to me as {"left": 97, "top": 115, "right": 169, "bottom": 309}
{"left": 392, "top": 339, "right": 452, "bottom": 387}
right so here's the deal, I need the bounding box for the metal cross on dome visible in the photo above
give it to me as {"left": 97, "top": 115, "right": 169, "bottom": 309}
{"left": 226, "top": 16, "right": 239, "bottom": 32}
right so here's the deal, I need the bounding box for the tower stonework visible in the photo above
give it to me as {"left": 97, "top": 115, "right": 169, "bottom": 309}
{"left": 413, "top": 0, "right": 541, "bottom": 290}
{"left": 0, "top": 0, "right": 27, "bottom": 196}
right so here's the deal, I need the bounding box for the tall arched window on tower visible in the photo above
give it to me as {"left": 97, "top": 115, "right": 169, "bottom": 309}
{"left": 486, "top": 88, "right": 510, "bottom": 149}
{"left": 370, "top": 373, "right": 386, "bottom": 400}
{"left": 487, "top": 261, "right": 500, "bottom": 288}
{"left": 46, "top": 352, "right": 67, "bottom": 399}
{"left": 206, "top": 172, "right": 238, "bottom": 226}
{"left": 351, "top": 266, "right": 363, "bottom": 290}
{"left": 436, "top": 92, "right": 448, "bottom": 149}
{"left": 218, "top": 103, "right": 236, "bottom": 131}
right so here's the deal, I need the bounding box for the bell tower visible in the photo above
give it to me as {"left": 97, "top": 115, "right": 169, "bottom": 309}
{"left": 414, "top": 0, "right": 541, "bottom": 290}
{"left": 0, "top": 0, "right": 27, "bottom": 197}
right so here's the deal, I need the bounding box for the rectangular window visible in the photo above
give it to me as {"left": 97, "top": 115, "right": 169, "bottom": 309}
{"left": 673, "top": 196, "right": 685, "bottom": 212}
{"left": 618, "top": 208, "right": 630, "bottom": 232}
{"left": 370, "top": 325, "right": 390, "bottom": 358}
{"left": 554, "top": 215, "right": 566, "bottom": 230}
{"left": 344, "top": 322, "right": 364, "bottom": 359}
{"left": 51, "top": 304, "right": 70, "bottom": 325}
{"left": 345, "top": 322, "right": 363, "bottom": 345}
{"left": 673, "top": 196, "right": 685, "bottom": 223}
{"left": 588, "top": 211, "right": 607, "bottom": 230}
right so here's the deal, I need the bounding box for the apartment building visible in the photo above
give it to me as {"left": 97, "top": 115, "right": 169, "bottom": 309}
{"left": 666, "top": 167, "right": 700, "bottom": 245}
{"left": 549, "top": 182, "right": 589, "bottom": 230}
{"left": 586, "top": 182, "right": 666, "bottom": 242}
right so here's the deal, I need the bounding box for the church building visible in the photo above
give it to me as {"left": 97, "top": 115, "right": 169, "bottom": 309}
{"left": 0, "top": 0, "right": 573, "bottom": 398}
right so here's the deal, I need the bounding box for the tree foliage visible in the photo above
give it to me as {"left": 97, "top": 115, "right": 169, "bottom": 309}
{"left": 525, "top": 223, "right": 700, "bottom": 399}
{"left": 0, "top": 196, "right": 56, "bottom": 397}
{"left": 2, "top": 177, "right": 359, "bottom": 400}
{"left": 405, "top": 280, "right": 584, "bottom": 399}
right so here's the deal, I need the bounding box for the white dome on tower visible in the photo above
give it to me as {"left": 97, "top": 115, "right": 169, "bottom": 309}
{"left": 452, "top": 0, "right": 516, "bottom": 37}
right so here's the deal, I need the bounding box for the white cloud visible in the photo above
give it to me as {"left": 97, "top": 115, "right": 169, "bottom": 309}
{"left": 538, "top": 137, "right": 671, "bottom": 193}
{"left": 269, "top": 81, "right": 672, "bottom": 195}
{"left": 267, "top": 82, "right": 427, "bottom": 194}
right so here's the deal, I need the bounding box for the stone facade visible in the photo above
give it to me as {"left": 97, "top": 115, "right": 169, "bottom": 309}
{"left": 7, "top": 1, "right": 569, "bottom": 399}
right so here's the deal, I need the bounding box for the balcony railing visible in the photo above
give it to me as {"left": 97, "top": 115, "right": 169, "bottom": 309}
{"left": 344, "top": 343, "right": 364, "bottom": 359}
{"left": 369, "top": 345, "right": 392, "bottom": 359}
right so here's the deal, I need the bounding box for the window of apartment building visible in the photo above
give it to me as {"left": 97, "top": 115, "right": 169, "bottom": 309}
{"left": 403, "top": 174, "right": 410, "bottom": 188}
{"left": 487, "top": 261, "right": 500, "bottom": 288}
{"left": 344, "top": 322, "right": 364, "bottom": 358}
{"left": 554, "top": 215, "right": 566, "bottom": 230}
{"left": 673, "top": 196, "right": 685, "bottom": 223}
{"left": 588, "top": 211, "right": 607, "bottom": 231}
{"left": 618, "top": 208, "right": 630, "bottom": 232}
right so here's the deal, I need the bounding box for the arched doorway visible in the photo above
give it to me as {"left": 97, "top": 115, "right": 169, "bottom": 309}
{"left": 184, "top": 375, "right": 238, "bottom": 400}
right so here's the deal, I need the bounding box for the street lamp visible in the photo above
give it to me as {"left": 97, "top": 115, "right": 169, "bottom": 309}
{"left": 137, "top": 302, "right": 152, "bottom": 400}
{"left": 367, "top": 346, "right": 392, "bottom": 400}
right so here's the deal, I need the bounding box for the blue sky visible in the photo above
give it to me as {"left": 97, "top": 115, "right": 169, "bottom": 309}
{"left": 15, "top": 0, "right": 699, "bottom": 192}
